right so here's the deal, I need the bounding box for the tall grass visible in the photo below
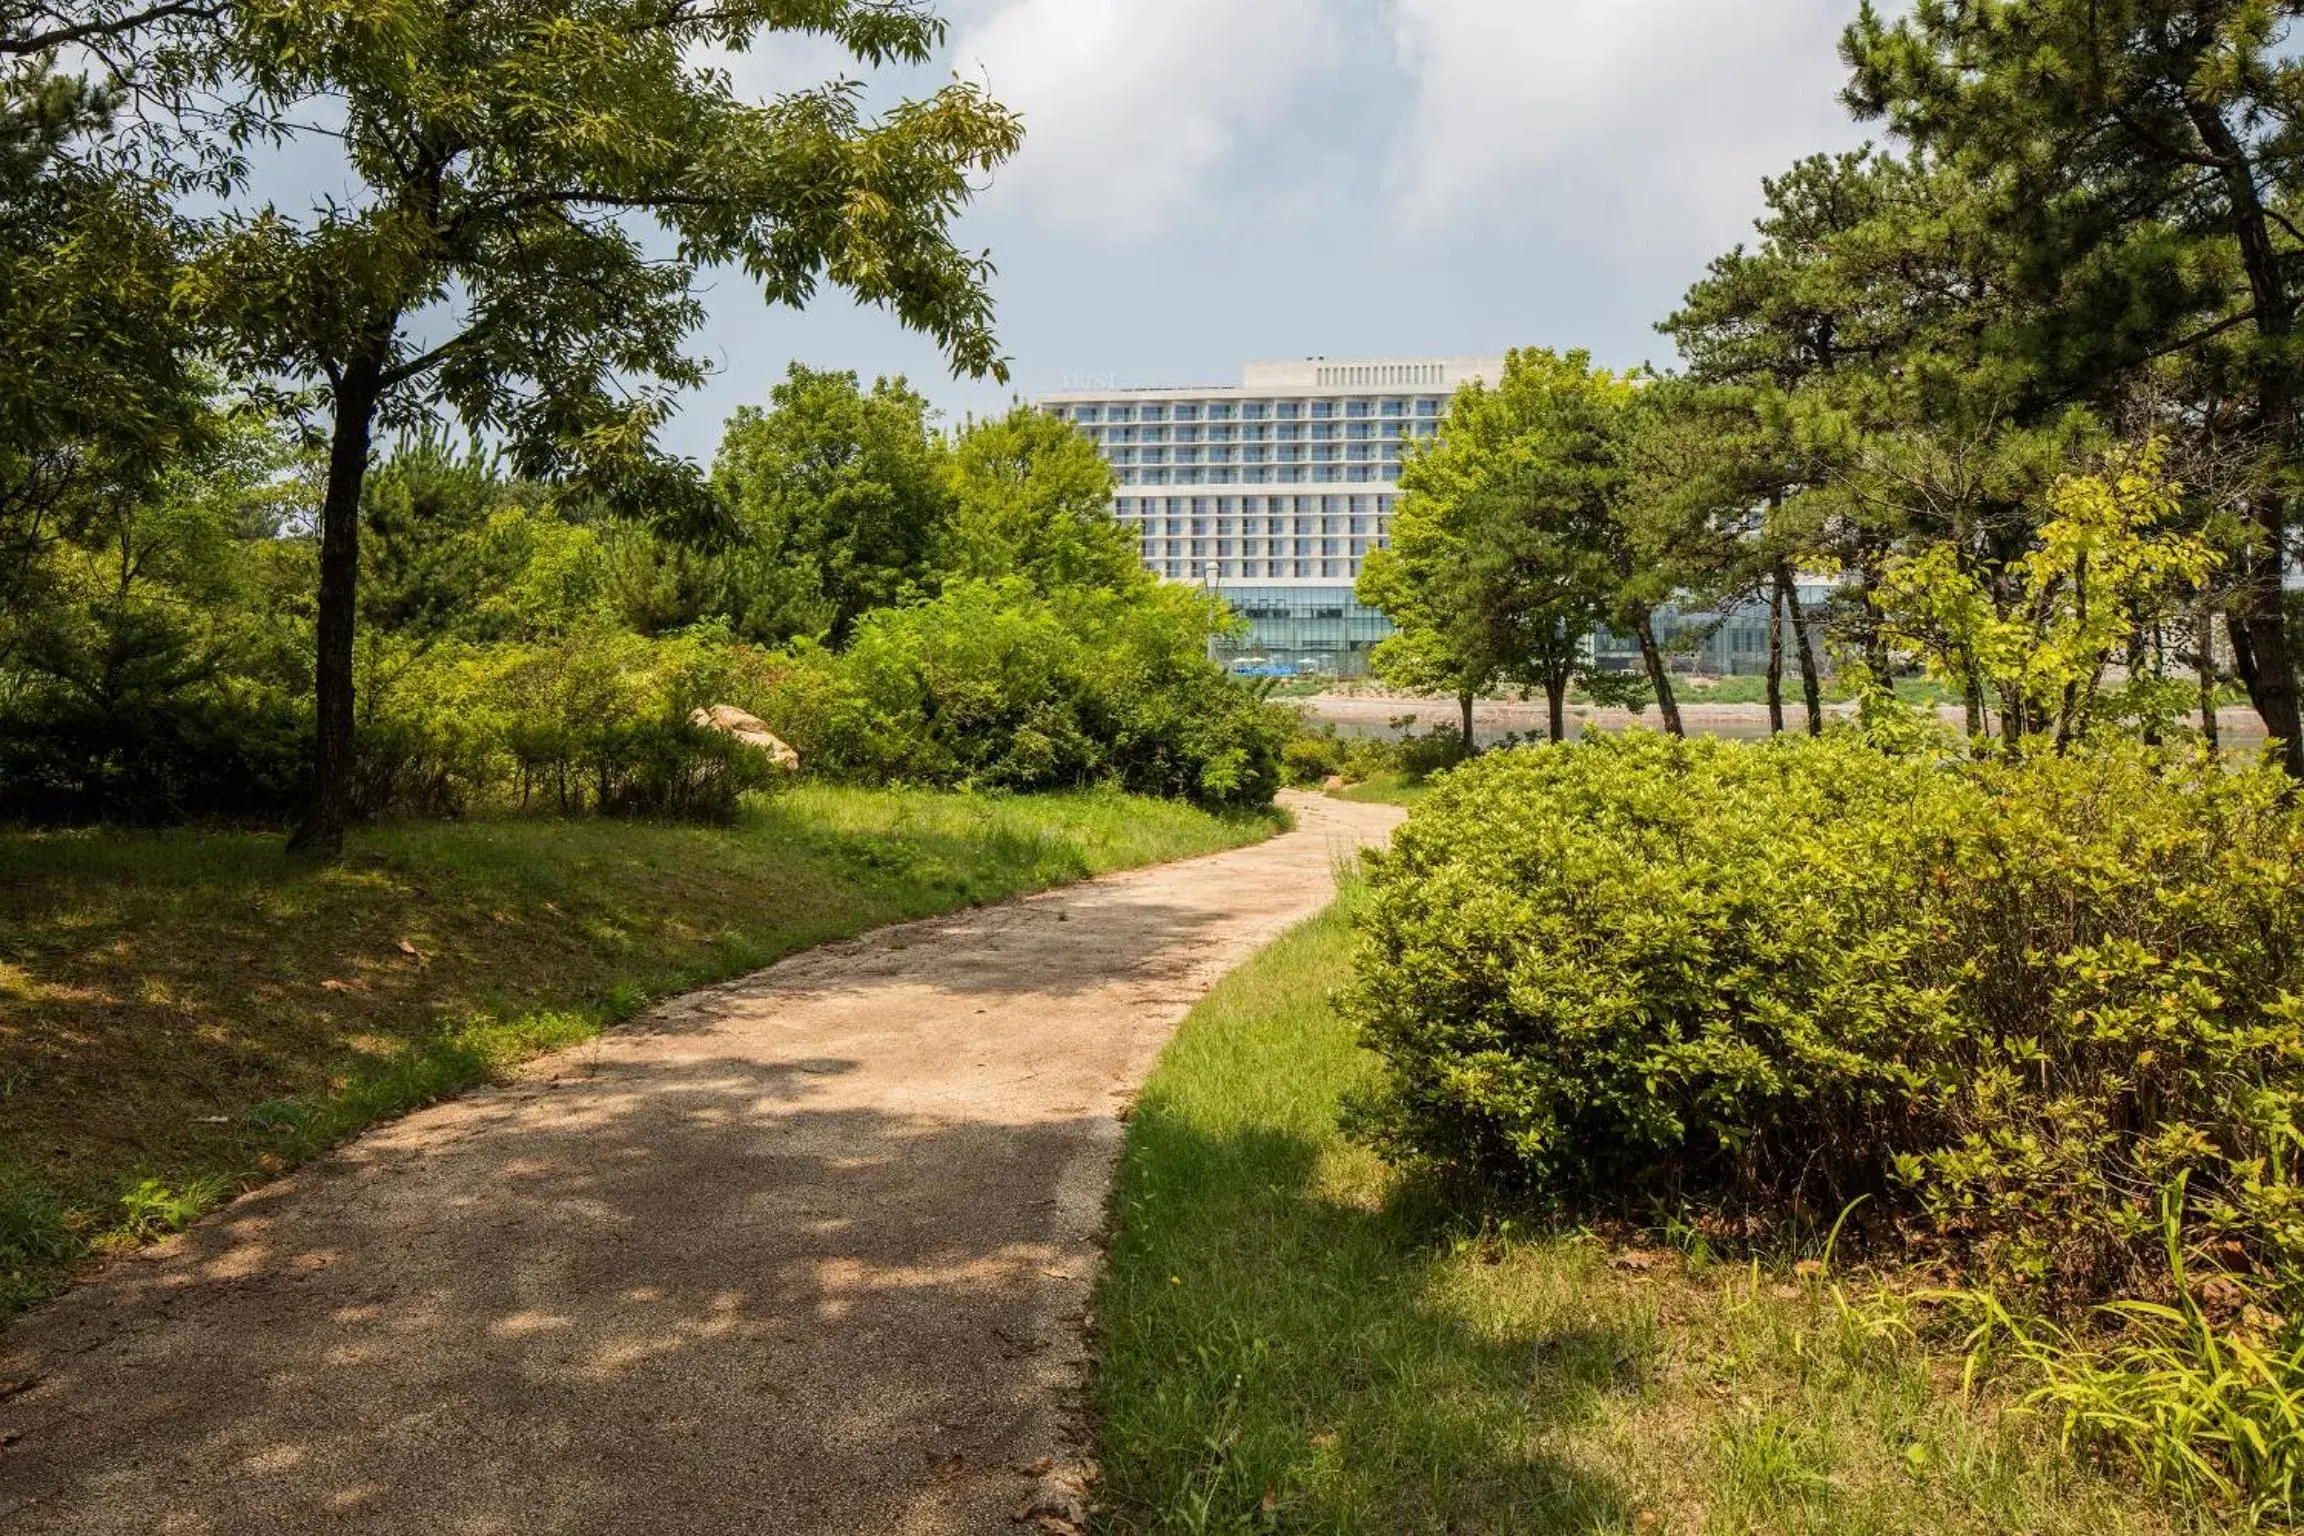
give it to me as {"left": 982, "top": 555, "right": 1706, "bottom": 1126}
{"left": 1939, "top": 1187, "right": 2304, "bottom": 1527}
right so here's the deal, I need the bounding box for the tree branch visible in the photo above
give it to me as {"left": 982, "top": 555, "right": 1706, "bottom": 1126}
{"left": 1, "top": 0, "right": 219, "bottom": 56}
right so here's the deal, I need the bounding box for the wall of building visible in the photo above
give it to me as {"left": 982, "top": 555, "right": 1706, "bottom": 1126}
{"left": 1040, "top": 357, "right": 1505, "bottom": 674}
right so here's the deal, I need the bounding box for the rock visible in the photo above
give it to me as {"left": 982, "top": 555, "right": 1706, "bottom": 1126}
{"left": 689, "top": 705, "right": 801, "bottom": 771}
{"left": 1321, "top": 774, "right": 1349, "bottom": 791}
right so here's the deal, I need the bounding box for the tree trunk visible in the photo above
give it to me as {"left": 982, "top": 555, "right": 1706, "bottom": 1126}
{"left": 2199, "top": 606, "right": 2221, "bottom": 750}
{"left": 1545, "top": 671, "right": 1568, "bottom": 743}
{"left": 2130, "top": 629, "right": 2161, "bottom": 748}
{"left": 2187, "top": 101, "right": 2304, "bottom": 778}
{"left": 1458, "top": 691, "right": 1476, "bottom": 757}
{"left": 1765, "top": 580, "right": 1786, "bottom": 737}
{"left": 1779, "top": 560, "right": 1824, "bottom": 735}
{"left": 1633, "top": 612, "right": 1683, "bottom": 737}
{"left": 287, "top": 355, "right": 386, "bottom": 859}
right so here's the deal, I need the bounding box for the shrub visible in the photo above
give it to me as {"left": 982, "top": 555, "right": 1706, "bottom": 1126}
{"left": 1282, "top": 727, "right": 1349, "bottom": 786}
{"left": 353, "top": 624, "right": 783, "bottom": 821}
{"left": 758, "top": 579, "right": 1287, "bottom": 811}
{"left": 0, "top": 684, "right": 309, "bottom": 824}
{"left": 1345, "top": 730, "right": 2304, "bottom": 1302}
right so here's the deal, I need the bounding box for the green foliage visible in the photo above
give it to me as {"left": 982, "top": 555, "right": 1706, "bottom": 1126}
{"left": 1095, "top": 898, "right": 2160, "bottom": 1536}
{"left": 758, "top": 579, "right": 1288, "bottom": 810}
{"left": 1346, "top": 731, "right": 2304, "bottom": 1304}
{"left": 1360, "top": 348, "right": 1641, "bottom": 735}
{"left": 939, "top": 403, "right": 1139, "bottom": 595}
{"left": 701, "top": 366, "right": 955, "bottom": 644}
{"left": 1842, "top": 0, "right": 2304, "bottom": 774}
{"left": 0, "top": 59, "right": 204, "bottom": 623}
{"left": 0, "top": 413, "right": 312, "bottom": 822}
{"left": 356, "top": 623, "right": 781, "bottom": 820}
{"left": 1875, "top": 440, "right": 2222, "bottom": 746}
{"left": 1277, "top": 721, "right": 1421, "bottom": 788}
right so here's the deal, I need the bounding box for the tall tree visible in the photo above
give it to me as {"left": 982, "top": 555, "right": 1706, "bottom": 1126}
{"left": 940, "top": 405, "right": 1139, "bottom": 596}
{"left": 178, "top": 0, "right": 1021, "bottom": 855}
{"left": 0, "top": 60, "right": 202, "bottom": 642}
{"left": 708, "top": 365, "right": 954, "bottom": 646}
{"left": 1845, "top": 0, "right": 2304, "bottom": 775}
{"left": 1361, "top": 348, "right": 1644, "bottom": 745}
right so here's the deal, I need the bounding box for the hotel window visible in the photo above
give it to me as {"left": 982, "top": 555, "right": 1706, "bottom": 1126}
{"left": 1417, "top": 397, "right": 1442, "bottom": 416}
{"left": 1075, "top": 406, "right": 1102, "bottom": 422}
{"left": 1274, "top": 402, "right": 1301, "bottom": 420}
{"left": 1110, "top": 405, "right": 1134, "bottom": 423}
{"left": 1207, "top": 403, "right": 1234, "bottom": 421}
{"left": 1173, "top": 404, "right": 1200, "bottom": 421}
{"left": 1242, "top": 402, "right": 1268, "bottom": 420}
{"left": 1310, "top": 401, "right": 1335, "bottom": 419}
{"left": 1345, "top": 399, "right": 1372, "bottom": 418}
{"left": 1382, "top": 398, "right": 1406, "bottom": 417}
{"left": 1141, "top": 404, "right": 1167, "bottom": 422}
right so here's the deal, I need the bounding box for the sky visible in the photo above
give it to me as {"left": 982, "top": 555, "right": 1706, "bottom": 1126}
{"left": 668, "top": 0, "right": 1880, "bottom": 460}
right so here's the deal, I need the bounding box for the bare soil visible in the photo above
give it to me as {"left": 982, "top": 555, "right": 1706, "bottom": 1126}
{"left": 0, "top": 791, "right": 1403, "bottom": 1535}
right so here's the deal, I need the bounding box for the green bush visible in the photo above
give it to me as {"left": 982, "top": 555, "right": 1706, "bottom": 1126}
{"left": 1345, "top": 730, "right": 2304, "bottom": 1302}
{"left": 759, "top": 579, "right": 1287, "bottom": 811}
{"left": 353, "top": 624, "right": 782, "bottom": 821}
{"left": 1282, "top": 727, "right": 1348, "bottom": 786}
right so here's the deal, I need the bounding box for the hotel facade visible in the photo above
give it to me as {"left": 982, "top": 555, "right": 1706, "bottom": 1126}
{"left": 1039, "top": 356, "right": 1506, "bottom": 674}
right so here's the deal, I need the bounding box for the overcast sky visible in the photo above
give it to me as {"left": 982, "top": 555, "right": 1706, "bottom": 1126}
{"left": 668, "top": 1, "right": 1875, "bottom": 458}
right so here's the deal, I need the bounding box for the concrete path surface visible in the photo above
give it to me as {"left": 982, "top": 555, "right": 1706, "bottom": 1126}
{"left": 0, "top": 791, "right": 1403, "bottom": 1535}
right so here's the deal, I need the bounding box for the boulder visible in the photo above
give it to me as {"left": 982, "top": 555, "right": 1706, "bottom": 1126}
{"left": 689, "top": 705, "right": 801, "bottom": 771}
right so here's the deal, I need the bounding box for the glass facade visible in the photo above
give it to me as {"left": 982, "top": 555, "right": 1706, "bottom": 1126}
{"left": 1042, "top": 357, "right": 1504, "bottom": 674}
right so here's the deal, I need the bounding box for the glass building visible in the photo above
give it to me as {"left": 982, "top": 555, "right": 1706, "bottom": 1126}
{"left": 1040, "top": 357, "right": 1506, "bottom": 675}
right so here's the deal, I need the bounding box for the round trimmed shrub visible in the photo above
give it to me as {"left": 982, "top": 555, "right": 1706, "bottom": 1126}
{"left": 1344, "top": 730, "right": 2304, "bottom": 1300}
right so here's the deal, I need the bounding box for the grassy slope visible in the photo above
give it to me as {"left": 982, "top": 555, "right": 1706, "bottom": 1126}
{"left": 0, "top": 785, "right": 1272, "bottom": 1317}
{"left": 1092, "top": 901, "right": 2181, "bottom": 1536}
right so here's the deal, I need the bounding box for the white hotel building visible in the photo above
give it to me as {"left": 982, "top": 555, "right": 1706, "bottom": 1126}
{"left": 1040, "top": 356, "right": 1505, "bottom": 673}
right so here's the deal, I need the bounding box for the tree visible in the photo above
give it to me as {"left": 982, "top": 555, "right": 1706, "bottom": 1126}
{"left": 1360, "top": 348, "right": 1644, "bottom": 745}
{"left": 175, "top": 0, "right": 1022, "bottom": 856}
{"left": 707, "top": 365, "right": 954, "bottom": 646}
{"left": 0, "top": 62, "right": 203, "bottom": 642}
{"left": 940, "top": 405, "right": 1140, "bottom": 596}
{"left": 1354, "top": 519, "right": 1499, "bottom": 753}
{"left": 1875, "top": 439, "right": 2220, "bottom": 749}
{"left": 1844, "top": 0, "right": 2304, "bottom": 776}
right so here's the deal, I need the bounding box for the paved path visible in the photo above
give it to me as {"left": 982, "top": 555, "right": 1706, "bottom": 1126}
{"left": 0, "top": 792, "right": 1403, "bottom": 1535}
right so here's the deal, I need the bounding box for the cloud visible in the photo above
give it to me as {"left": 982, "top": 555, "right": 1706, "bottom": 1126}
{"left": 949, "top": 0, "right": 1345, "bottom": 235}
{"left": 1383, "top": 0, "right": 1868, "bottom": 238}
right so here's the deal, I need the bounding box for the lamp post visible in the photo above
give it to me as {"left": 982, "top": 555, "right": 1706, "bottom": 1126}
{"left": 1203, "top": 559, "right": 1221, "bottom": 664}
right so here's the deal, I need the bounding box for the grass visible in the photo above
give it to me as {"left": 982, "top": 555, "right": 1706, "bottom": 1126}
{"left": 1327, "top": 770, "right": 1438, "bottom": 807}
{"left": 1091, "top": 897, "right": 2188, "bottom": 1535}
{"left": 0, "top": 784, "right": 1274, "bottom": 1320}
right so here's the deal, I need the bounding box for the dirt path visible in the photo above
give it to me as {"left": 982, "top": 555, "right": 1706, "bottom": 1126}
{"left": 0, "top": 792, "right": 1403, "bottom": 1535}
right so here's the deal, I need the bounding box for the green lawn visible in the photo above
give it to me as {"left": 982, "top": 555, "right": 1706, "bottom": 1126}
{"left": 1091, "top": 898, "right": 2181, "bottom": 1535}
{"left": 0, "top": 785, "right": 1274, "bottom": 1319}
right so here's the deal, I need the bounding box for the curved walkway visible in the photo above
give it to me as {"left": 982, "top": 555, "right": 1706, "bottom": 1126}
{"left": 0, "top": 792, "right": 1404, "bottom": 1535}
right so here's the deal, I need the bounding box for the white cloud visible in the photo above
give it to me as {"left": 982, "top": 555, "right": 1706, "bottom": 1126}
{"left": 1383, "top": 0, "right": 1867, "bottom": 238}
{"left": 950, "top": 0, "right": 1344, "bottom": 235}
